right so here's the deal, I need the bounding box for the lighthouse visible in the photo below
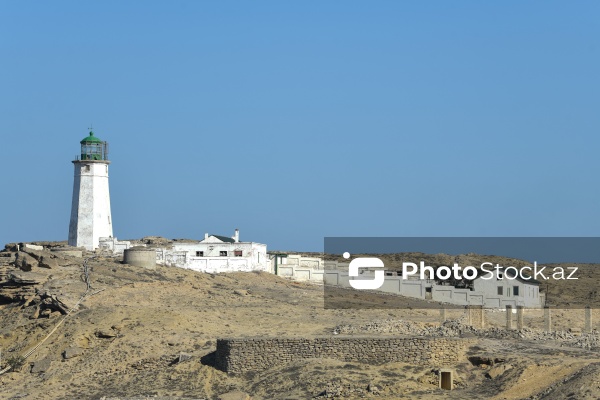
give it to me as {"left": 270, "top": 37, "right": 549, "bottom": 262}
{"left": 68, "top": 130, "right": 113, "bottom": 250}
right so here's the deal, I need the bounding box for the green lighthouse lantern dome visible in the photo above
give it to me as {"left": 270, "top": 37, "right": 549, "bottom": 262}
{"left": 79, "top": 130, "right": 109, "bottom": 161}
{"left": 81, "top": 131, "right": 103, "bottom": 144}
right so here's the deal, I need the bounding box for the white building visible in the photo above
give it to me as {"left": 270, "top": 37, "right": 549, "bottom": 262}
{"left": 68, "top": 131, "right": 113, "bottom": 251}
{"left": 156, "top": 229, "right": 270, "bottom": 273}
{"left": 98, "top": 236, "right": 132, "bottom": 255}
{"left": 472, "top": 267, "right": 543, "bottom": 309}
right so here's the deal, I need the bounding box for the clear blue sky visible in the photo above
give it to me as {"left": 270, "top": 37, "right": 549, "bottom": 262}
{"left": 1, "top": 2, "right": 599, "bottom": 251}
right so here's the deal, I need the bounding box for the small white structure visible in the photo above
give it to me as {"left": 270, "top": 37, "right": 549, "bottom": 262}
{"left": 22, "top": 243, "right": 44, "bottom": 251}
{"left": 156, "top": 229, "right": 270, "bottom": 273}
{"left": 68, "top": 131, "right": 113, "bottom": 251}
{"left": 124, "top": 247, "right": 156, "bottom": 269}
{"left": 98, "top": 237, "right": 131, "bottom": 255}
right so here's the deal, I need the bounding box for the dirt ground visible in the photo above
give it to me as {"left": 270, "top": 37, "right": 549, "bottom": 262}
{"left": 1, "top": 252, "right": 599, "bottom": 399}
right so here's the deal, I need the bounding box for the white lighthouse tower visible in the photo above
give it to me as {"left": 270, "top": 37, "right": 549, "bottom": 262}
{"left": 68, "top": 130, "right": 113, "bottom": 250}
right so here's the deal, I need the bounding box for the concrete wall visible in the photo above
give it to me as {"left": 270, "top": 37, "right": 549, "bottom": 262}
{"left": 215, "top": 337, "right": 470, "bottom": 374}
{"left": 274, "top": 255, "right": 326, "bottom": 282}
{"left": 68, "top": 160, "right": 113, "bottom": 251}
{"left": 326, "top": 269, "right": 543, "bottom": 308}
{"left": 274, "top": 257, "right": 347, "bottom": 283}
{"left": 274, "top": 255, "right": 325, "bottom": 269}
{"left": 277, "top": 261, "right": 543, "bottom": 308}
{"left": 432, "top": 286, "right": 483, "bottom": 306}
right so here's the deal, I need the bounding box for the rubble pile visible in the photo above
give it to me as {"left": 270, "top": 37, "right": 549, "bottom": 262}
{"left": 565, "top": 332, "right": 600, "bottom": 350}
{"left": 315, "top": 382, "right": 382, "bottom": 398}
{"left": 333, "top": 318, "right": 600, "bottom": 350}
{"left": 0, "top": 243, "right": 85, "bottom": 317}
{"left": 333, "top": 317, "right": 478, "bottom": 337}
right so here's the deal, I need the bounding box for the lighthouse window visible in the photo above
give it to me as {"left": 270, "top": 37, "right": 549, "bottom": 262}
{"left": 85, "top": 165, "right": 90, "bottom": 172}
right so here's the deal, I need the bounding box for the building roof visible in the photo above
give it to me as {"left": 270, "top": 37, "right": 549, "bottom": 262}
{"left": 81, "top": 131, "right": 103, "bottom": 144}
{"left": 211, "top": 234, "right": 236, "bottom": 243}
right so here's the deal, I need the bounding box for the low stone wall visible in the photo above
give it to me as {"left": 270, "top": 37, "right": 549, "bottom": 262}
{"left": 215, "top": 336, "right": 469, "bottom": 374}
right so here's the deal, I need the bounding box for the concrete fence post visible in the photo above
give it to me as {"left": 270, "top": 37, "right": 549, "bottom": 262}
{"left": 466, "top": 306, "right": 472, "bottom": 326}
{"left": 440, "top": 307, "right": 447, "bottom": 325}
{"left": 544, "top": 306, "right": 552, "bottom": 332}
{"left": 466, "top": 305, "right": 484, "bottom": 329}
{"left": 479, "top": 305, "right": 485, "bottom": 329}
{"left": 585, "top": 306, "right": 593, "bottom": 333}
{"left": 516, "top": 306, "right": 524, "bottom": 330}
{"left": 505, "top": 305, "right": 513, "bottom": 329}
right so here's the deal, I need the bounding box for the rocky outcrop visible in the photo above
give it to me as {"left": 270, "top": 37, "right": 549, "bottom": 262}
{"left": 30, "top": 357, "right": 53, "bottom": 374}
{"left": 14, "top": 251, "right": 38, "bottom": 271}
{"left": 63, "top": 347, "right": 84, "bottom": 359}
{"left": 8, "top": 271, "right": 48, "bottom": 285}
{"left": 0, "top": 268, "right": 46, "bottom": 302}
{"left": 96, "top": 329, "right": 118, "bottom": 339}
{"left": 14, "top": 246, "right": 72, "bottom": 270}
{"left": 39, "top": 256, "right": 59, "bottom": 269}
{"left": 48, "top": 293, "right": 78, "bottom": 314}
{"left": 0, "top": 246, "right": 83, "bottom": 314}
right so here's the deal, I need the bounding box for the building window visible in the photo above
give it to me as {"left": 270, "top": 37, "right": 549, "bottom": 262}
{"left": 196, "top": 251, "right": 204, "bottom": 257}
{"left": 497, "top": 286, "right": 503, "bottom": 296}
{"left": 85, "top": 165, "right": 90, "bottom": 172}
{"left": 220, "top": 251, "right": 228, "bottom": 256}
{"left": 513, "top": 286, "right": 519, "bottom": 296}
{"left": 234, "top": 250, "right": 242, "bottom": 257}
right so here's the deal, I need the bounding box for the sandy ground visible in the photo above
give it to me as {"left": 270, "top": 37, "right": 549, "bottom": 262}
{"left": 1, "top": 255, "right": 599, "bottom": 399}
